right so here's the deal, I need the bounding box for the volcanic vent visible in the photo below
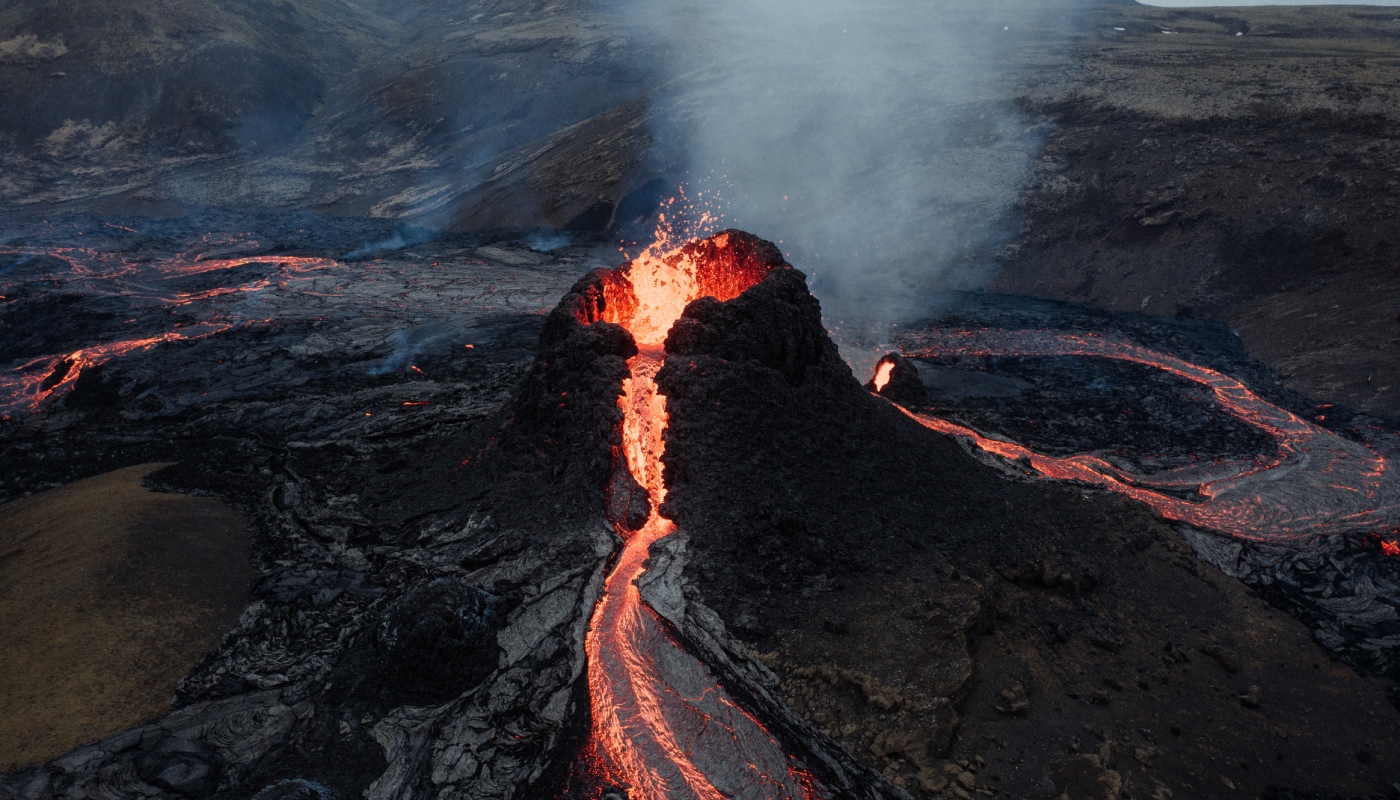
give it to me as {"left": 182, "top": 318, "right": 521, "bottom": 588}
{"left": 541, "top": 230, "right": 901, "bottom": 800}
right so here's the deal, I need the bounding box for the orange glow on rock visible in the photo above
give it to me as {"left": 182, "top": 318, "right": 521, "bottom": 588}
{"left": 1383, "top": 539, "right": 1400, "bottom": 557}
{"left": 592, "top": 228, "right": 777, "bottom": 349}
{"left": 0, "top": 238, "right": 341, "bottom": 416}
{"left": 0, "top": 323, "right": 233, "bottom": 417}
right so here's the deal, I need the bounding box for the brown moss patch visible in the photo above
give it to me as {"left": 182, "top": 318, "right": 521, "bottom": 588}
{"left": 0, "top": 463, "right": 252, "bottom": 771}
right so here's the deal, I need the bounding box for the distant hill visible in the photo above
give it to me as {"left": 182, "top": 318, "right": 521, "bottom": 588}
{"left": 994, "top": 2, "right": 1400, "bottom": 417}
{"left": 0, "top": 0, "right": 1115, "bottom": 229}
{"left": 0, "top": 0, "right": 651, "bottom": 225}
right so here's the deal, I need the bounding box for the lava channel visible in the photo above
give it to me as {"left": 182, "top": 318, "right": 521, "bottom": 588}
{"left": 884, "top": 328, "right": 1400, "bottom": 548}
{"left": 578, "top": 231, "right": 820, "bottom": 800}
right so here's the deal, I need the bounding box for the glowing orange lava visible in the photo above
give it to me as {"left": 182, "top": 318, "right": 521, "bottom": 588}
{"left": 872, "top": 360, "right": 894, "bottom": 392}
{"left": 0, "top": 323, "right": 234, "bottom": 418}
{"left": 0, "top": 235, "right": 341, "bottom": 416}
{"left": 0, "top": 238, "right": 335, "bottom": 306}
{"left": 580, "top": 229, "right": 818, "bottom": 800}
{"left": 890, "top": 329, "right": 1400, "bottom": 545}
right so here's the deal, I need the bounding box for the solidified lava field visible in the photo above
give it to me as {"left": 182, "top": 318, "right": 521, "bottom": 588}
{"left": 5, "top": 1, "right": 1400, "bottom": 798}
{"left": 1, "top": 222, "right": 1398, "bottom": 800}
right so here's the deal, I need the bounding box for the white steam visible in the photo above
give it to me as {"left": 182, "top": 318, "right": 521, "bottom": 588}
{"left": 625, "top": 0, "right": 1072, "bottom": 339}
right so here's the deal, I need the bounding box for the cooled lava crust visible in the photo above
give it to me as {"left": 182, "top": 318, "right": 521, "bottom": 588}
{"left": 3, "top": 229, "right": 1397, "bottom": 800}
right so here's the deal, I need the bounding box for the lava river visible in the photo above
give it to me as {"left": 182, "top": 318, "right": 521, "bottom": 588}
{"left": 886, "top": 328, "right": 1400, "bottom": 549}
{"left": 579, "top": 233, "right": 819, "bottom": 800}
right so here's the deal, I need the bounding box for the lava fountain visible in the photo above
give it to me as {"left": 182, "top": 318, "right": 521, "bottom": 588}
{"left": 575, "top": 230, "right": 819, "bottom": 800}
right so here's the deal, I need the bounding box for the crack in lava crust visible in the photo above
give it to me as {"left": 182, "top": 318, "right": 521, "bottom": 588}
{"left": 892, "top": 329, "right": 1400, "bottom": 546}
{"left": 581, "top": 233, "right": 818, "bottom": 800}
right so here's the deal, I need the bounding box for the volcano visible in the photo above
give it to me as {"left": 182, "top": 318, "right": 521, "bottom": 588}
{"left": 1, "top": 229, "right": 1398, "bottom": 800}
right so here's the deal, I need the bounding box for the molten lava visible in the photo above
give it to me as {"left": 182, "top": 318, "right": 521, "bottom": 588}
{"left": 871, "top": 360, "right": 894, "bottom": 392}
{"left": 0, "top": 323, "right": 234, "bottom": 418}
{"left": 0, "top": 236, "right": 335, "bottom": 306}
{"left": 0, "top": 234, "right": 339, "bottom": 415}
{"left": 887, "top": 328, "right": 1400, "bottom": 548}
{"left": 578, "top": 231, "right": 819, "bottom": 800}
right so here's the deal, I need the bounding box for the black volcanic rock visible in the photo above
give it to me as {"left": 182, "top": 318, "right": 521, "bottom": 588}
{"left": 328, "top": 578, "right": 502, "bottom": 711}
{"left": 250, "top": 780, "right": 336, "bottom": 800}
{"left": 504, "top": 267, "right": 648, "bottom": 532}
{"left": 0, "top": 251, "right": 630, "bottom": 800}
{"left": 653, "top": 236, "right": 1400, "bottom": 797}
{"left": 3, "top": 228, "right": 1397, "bottom": 800}
{"left": 134, "top": 736, "right": 223, "bottom": 797}
{"left": 665, "top": 267, "right": 845, "bottom": 388}
{"left": 502, "top": 267, "right": 637, "bottom": 497}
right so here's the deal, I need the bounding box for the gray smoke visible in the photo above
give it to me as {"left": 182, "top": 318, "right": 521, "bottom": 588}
{"left": 625, "top": 0, "right": 1073, "bottom": 356}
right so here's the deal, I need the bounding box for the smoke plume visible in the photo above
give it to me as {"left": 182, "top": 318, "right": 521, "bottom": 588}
{"left": 623, "top": 0, "right": 1073, "bottom": 349}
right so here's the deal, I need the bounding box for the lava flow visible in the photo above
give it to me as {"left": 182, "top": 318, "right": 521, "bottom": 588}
{"left": 885, "top": 328, "right": 1400, "bottom": 549}
{"left": 578, "top": 231, "right": 819, "bottom": 800}
{"left": 0, "top": 234, "right": 337, "bottom": 306}
{"left": 0, "top": 323, "right": 235, "bottom": 418}
{"left": 1, "top": 232, "right": 340, "bottom": 415}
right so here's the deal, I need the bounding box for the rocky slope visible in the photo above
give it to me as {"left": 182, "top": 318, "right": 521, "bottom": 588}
{"left": 4, "top": 4, "right": 1400, "bottom": 798}
{"left": 996, "top": 3, "right": 1400, "bottom": 419}
{"left": 0, "top": 0, "right": 655, "bottom": 227}
{"left": 2, "top": 228, "right": 1396, "bottom": 800}
{"left": 656, "top": 256, "right": 1400, "bottom": 800}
